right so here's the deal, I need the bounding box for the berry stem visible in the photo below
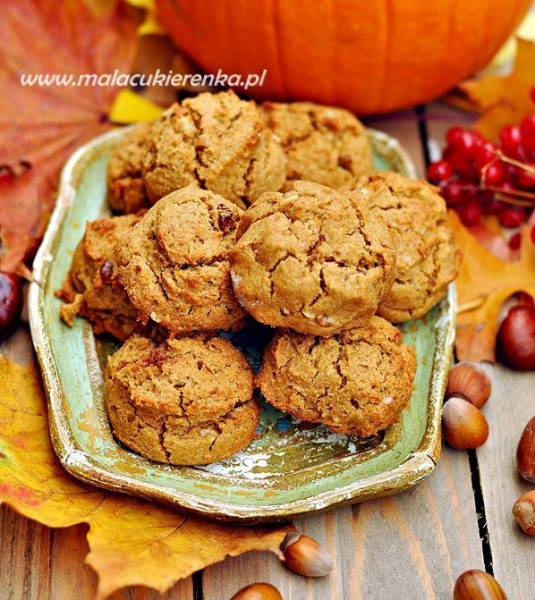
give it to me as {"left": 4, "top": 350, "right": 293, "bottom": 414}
{"left": 495, "top": 150, "right": 535, "bottom": 175}
{"left": 482, "top": 186, "right": 535, "bottom": 206}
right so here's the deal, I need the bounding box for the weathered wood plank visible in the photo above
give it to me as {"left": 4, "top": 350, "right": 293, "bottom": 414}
{"left": 477, "top": 365, "right": 535, "bottom": 596}
{"left": 0, "top": 504, "right": 52, "bottom": 600}
{"left": 425, "top": 102, "right": 535, "bottom": 596}
{"left": 203, "top": 448, "right": 484, "bottom": 600}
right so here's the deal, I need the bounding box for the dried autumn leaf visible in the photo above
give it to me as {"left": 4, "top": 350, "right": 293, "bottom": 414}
{"left": 446, "top": 37, "right": 535, "bottom": 140}
{"left": 0, "top": 355, "right": 289, "bottom": 599}
{"left": 449, "top": 210, "right": 535, "bottom": 362}
{"left": 0, "top": 0, "right": 139, "bottom": 272}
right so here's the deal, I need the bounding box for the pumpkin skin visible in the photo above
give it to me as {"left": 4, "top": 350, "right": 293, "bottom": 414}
{"left": 155, "top": 0, "right": 531, "bottom": 115}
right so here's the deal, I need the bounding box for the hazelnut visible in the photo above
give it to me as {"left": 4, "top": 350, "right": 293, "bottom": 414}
{"left": 497, "top": 304, "right": 535, "bottom": 371}
{"left": 512, "top": 489, "right": 535, "bottom": 536}
{"left": 230, "top": 583, "right": 282, "bottom": 600}
{"left": 445, "top": 361, "right": 492, "bottom": 408}
{"left": 517, "top": 416, "right": 535, "bottom": 484}
{"left": 280, "top": 532, "right": 333, "bottom": 577}
{"left": 442, "top": 397, "right": 489, "bottom": 450}
{"left": 453, "top": 570, "right": 507, "bottom": 600}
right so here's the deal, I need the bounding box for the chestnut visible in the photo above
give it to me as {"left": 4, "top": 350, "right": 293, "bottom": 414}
{"left": 497, "top": 304, "right": 535, "bottom": 371}
{"left": 445, "top": 361, "right": 491, "bottom": 408}
{"left": 0, "top": 271, "right": 23, "bottom": 340}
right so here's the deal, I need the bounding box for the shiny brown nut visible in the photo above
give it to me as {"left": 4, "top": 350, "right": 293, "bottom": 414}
{"left": 230, "top": 582, "right": 283, "bottom": 600}
{"left": 445, "top": 361, "right": 492, "bottom": 408}
{"left": 497, "top": 305, "right": 535, "bottom": 371}
{"left": 442, "top": 397, "right": 489, "bottom": 450}
{"left": 517, "top": 416, "right": 535, "bottom": 484}
{"left": 0, "top": 272, "right": 23, "bottom": 340}
{"left": 453, "top": 569, "right": 507, "bottom": 600}
{"left": 512, "top": 489, "right": 535, "bottom": 536}
{"left": 281, "top": 532, "right": 333, "bottom": 577}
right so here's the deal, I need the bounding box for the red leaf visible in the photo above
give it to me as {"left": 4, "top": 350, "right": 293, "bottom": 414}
{"left": 0, "top": 0, "right": 139, "bottom": 271}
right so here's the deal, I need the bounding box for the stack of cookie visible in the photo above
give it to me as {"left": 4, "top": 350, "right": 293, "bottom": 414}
{"left": 58, "top": 90, "right": 460, "bottom": 466}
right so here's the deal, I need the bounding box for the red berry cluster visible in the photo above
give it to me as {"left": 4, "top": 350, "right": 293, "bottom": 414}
{"left": 427, "top": 116, "right": 535, "bottom": 242}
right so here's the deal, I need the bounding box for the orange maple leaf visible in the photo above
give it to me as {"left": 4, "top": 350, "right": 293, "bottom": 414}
{"left": 449, "top": 210, "right": 535, "bottom": 362}
{"left": 448, "top": 37, "right": 535, "bottom": 140}
{"left": 0, "top": 355, "right": 289, "bottom": 599}
{"left": 0, "top": 0, "right": 139, "bottom": 272}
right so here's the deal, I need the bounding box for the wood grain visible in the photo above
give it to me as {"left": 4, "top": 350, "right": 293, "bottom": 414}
{"left": 476, "top": 365, "right": 535, "bottom": 597}
{"left": 202, "top": 447, "right": 484, "bottom": 599}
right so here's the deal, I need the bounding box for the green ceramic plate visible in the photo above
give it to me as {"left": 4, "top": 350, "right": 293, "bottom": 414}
{"left": 29, "top": 128, "right": 456, "bottom": 523}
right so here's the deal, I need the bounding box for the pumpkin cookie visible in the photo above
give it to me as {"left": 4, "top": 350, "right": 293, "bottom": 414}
{"left": 142, "top": 90, "right": 286, "bottom": 208}
{"left": 262, "top": 101, "right": 372, "bottom": 189}
{"left": 230, "top": 181, "right": 396, "bottom": 336}
{"left": 57, "top": 214, "right": 143, "bottom": 341}
{"left": 115, "top": 184, "right": 247, "bottom": 333}
{"left": 352, "top": 172, "right": 461, "bottom": 322}
{"left": 257, "top": 317, "right": 416, "bottom": 437}
{"left": 105, "top": 334, "right": 259, "bottom": 465}
{"left": 107, "top": 124, "right": 152, "bottom": 214}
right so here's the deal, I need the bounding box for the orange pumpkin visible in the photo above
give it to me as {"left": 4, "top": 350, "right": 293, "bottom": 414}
{"left": 155, "top": 0, "right": 531, "bottom": 115}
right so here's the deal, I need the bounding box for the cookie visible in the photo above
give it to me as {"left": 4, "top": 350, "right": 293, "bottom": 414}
{"left": 142, "top": 90, "right": 286, "bottom": 208}
{"left": 230, "top": 181, "right": 396, "bottom": 336}
{"left": 107, "top": 124, "right": 152, "bottom": 214}
{"left": 262, "top": 101, "right": 372, "bottom": 189}
{"left": 257, "top": 317, "right": 416, "bottom": 437}
{"left": 57, "top": 214, "right": 142, "bottom": 341}
{"left": 105, "top": 334, "right": 259, "bottom": 465}
{"left": 115, "top": 184, "right": 247, "bottom": 333}
{"left": 352, "top": 172, "right": 461, "bottom": 322}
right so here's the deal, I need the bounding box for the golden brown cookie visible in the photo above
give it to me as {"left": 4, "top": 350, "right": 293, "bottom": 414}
{"left": 352, "top": 172, "right": 461, "bottom": 322}
{"left": 262, "top": 101, "right": 373, "bottom": 189}
{"left": 230, "top": 181, "right": 396, "bottom": 336}
{"left": 142, "top": 91, "right": 286, "bottom": 208}
{"left": 107, "top": 124, "right": 152, "bottom": 214}
{"left": 105, "top": 334, "right": 259, "bottom": 465}
{"left": 257, "top": 317, "right": 416, "bottom": 437}
{"left": 115, "top": 184, "right": 247, "bottom": 334}
{"left": 57, "top": 214, "right": 143, "bottom": 341}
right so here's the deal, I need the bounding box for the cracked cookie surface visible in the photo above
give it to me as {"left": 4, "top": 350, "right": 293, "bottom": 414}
{"left": 57, "top": 214, "right": 143, "bottom": 341}
{"left": 257, "top": 317, "right": 416, "bottom": 437}
{"left": 105, "top": 333, "right": 258, "bottom": 465}
{"left": 262, "top": 101, "right": 373, "bottom": 190}
{"left": 230, "top": 181, "right": 396, "bottom": 336}
{"left": 141, "top": 90, "right": 286, "bottom": 208}
{"left": 115, "top": 184, "right": 247, "bottom": 333}
{"left": 352, "top": 172, "right": 461, "bottom": 322}
{"left": 107, "top": 124, "right": 152, "bottom": 214}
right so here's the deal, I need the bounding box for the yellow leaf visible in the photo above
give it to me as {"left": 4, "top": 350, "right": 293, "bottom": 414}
{"left": 448, "top": 211, "right": 535, "bottom": 363}
{"left": 488, "top": 12, "right": 535, "bottom": 70}
{"left": 125, "top": 0, "right": 165, "bottom": 35}
{"left": 109, "top": 89, "right": 164, "bottom": 124}
{"left": 0, "top": 356, "right": 290, "bottom": 599}
{"left": 450, "top": 38, "right": 535, "bottom": 140}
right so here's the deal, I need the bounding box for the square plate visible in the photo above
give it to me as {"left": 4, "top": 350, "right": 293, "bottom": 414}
{"left": 29, "top": 127, "right": 456, "bottom": 522}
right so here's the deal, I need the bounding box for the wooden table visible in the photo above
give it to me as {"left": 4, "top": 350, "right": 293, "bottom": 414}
{"left": 1, "top": 104, "right": 534, "bottom": 600}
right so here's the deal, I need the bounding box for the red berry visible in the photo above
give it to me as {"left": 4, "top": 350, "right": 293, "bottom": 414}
{"left": 498, "top": 206, "right": 527, "bottom": 228}
{"left": 500, "top": 124, "right": 522, "bottom": 158}
{"left": 458, "top": 201, "right": 482, "bottom": 227}
{"left": 520, "top": 115, "right": 535, "bottom": 154}
{"left": 517, "top": 167, "right": 535, "bottom": 190}
{"left": 482, "top": 160, "right": 505, "bottom": 186}
{"left": 531, "top": 225, "right": 535, "bottom": 244}
{"left": 427, "top": 160, "right": 453, "bottom": 183}
{"left": 530, "top": 87, "right": 535, "bottom": 104}
{"left": 480, "top": 197, "right": 504, "bottom": 215}
{"left": 441, "top": 180, "right": 463, "bottom": 206}
{"left": 474, "top": 141, "right": 497, "bottom": 170}
{"left": 446, "top": 127, "right": 467, "bottom": 148}
{"left": 508, "top": 232, "right": 522, "bottom": 250}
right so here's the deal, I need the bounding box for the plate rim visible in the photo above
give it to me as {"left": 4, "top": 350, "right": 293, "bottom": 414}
{"left": 28, "top": 127, "right": 455, "bottom": 522}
